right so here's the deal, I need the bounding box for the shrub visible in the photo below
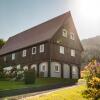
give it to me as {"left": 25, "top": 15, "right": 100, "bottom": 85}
{"left": 39, "top": 72, "right": 44, "bottom": 77}
{"left": 82, "top": 60, "right": 100, "bottom": 100}
{"left": 24, "top": 69, "right": 36, "bottom": 84}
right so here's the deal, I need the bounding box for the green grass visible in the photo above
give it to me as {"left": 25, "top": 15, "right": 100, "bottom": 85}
{"left": 0, "top": 78, "right": 77, "bottom": 90}
{"left": 25, "top": 85, "right": 87, "bottom": 100}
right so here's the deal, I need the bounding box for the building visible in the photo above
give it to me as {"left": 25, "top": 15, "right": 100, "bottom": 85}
{"left": 0, "top": 11, "right": 83, "bottom": 79}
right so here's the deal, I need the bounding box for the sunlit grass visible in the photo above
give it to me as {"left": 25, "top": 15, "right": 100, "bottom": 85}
{"left": 24, "top": 85, "right": 87, "bottom": 100}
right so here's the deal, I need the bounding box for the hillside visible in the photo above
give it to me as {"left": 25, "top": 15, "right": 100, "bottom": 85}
{"left": 81, "top": 35, "right": 100, "bottom": 65}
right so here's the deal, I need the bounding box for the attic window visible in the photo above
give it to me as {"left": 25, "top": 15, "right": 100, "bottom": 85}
{"left": 60, "top": 46, "right": 64, "bottom": 54}
{"left": 70, "top": 32, "right": 75, "bottom": 40}
{"left": 62, "top": 29, "right": 67, "bottom": 38}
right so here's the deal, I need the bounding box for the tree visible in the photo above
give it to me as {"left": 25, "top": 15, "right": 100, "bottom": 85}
{"left": 0, "top": 39, "right": 6, "bottom": 48}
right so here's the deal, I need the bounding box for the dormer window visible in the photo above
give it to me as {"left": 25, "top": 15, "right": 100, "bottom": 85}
{"left": 22, "top": 50, "right": 27, "bottom": 57}
{"left": 70, "top": 32, "right": 75, "bottom": 40}
{"left": 62, "top": 29, "right": 67, "bottom": 38}
{"left": 12, "top": 53, "right": 15, "bottom": 60}
{"left": 32, "top": 47, "right": 36, "bottom": 54}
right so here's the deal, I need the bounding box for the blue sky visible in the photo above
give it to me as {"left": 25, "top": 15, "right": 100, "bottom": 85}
{"left": 0, "top": 0, "right": 100, "bottom": 40}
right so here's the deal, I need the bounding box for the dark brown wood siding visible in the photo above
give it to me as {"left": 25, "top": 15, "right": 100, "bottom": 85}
{"left": 0, "top": 42, "right": 50, "bottom": 67}
{"left": 50, "top": 13, "right": 82, "bottom": 65}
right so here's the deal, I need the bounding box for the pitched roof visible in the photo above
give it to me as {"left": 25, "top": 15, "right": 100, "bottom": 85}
{"left": 0, "top": 12, "right": 69, "bottom": 56}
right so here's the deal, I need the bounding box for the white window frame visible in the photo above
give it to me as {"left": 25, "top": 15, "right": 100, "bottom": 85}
{"left": 40, "top": 44, "right": 44, "bottom": 53}
{"left": 60, "top": 46, "right": 64, "bottom": 54}
{"left": 12, "top": 53, "right": 15, "bottom": 60}
{"left": 71, "top": 49, "right": 75, "bottom": 57}
{"left": 62, "top": 29, "right": 67, "bottom": 38}
{"left": 70, "top": 32, "right": 75, "bottom": 40}
{"left": 41, "top": 65, "right": 46, "bottom": 72}
{"left": 54, "top": 65, "right": 60, "bottom": 72}
{"left": 22, "top": 50, "right": 27, "bottom": 57}
{"left": 32, "top": 47, "right": 36, "bottom": 54}
{"left": 31, "top": 64, "right": 37, "bottom": 70}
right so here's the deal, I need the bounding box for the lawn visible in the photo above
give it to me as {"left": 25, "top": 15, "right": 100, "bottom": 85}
{"left": 24, "top": 85, "right": 87, "bottom": 100}
{"left": 0, "top": 78, "right": 77, "bottom": 90}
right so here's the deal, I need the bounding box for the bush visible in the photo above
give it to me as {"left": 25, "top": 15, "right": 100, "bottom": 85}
{"left": 39, "top": 72, "right": 44, "bottom": 77}
{"left": 82, "top": 88, "right": 100, "bottom": 100}
{"left": 82, "top": 60, "right": 100, "bottom": 100}
{"left": 82, "top": 77, "right": 100, "bottom": 100}
{"left": 24, "top": 69, "right": 36, "bottom": 84}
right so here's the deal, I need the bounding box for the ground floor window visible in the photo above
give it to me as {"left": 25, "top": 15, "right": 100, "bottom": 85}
{"left": 63, "top": 64, "right": 70, "bottom": 78}
{"left": 72, "top": 65, "right": 79, "bottom": 79}
{"left": 31, "top": 64, "right": 37, "bottom": 71}
{"left": 23, "top": 65, "right": 28, "bottom": 71}
{"left": 54, "top": 65, "right": 60, "bottom": 72}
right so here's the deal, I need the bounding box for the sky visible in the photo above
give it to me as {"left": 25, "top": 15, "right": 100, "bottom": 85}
{"left": 0, "top": 0, "right": 100, "bottom": 40}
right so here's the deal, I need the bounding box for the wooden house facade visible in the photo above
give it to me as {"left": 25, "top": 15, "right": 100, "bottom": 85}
{"left": 0, "top": 12, "right": 83, "bottom": 79}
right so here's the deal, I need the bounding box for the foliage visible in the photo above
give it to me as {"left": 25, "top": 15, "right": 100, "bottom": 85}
{"left": 39, "top": 72, "right": 44, "bottom": 77}
{"left": 82, "top": 60, "right": 100, "bottom": 100}
{"left": 24, "top": 69, "right": 36, "bottom": 84}
{"left": 0, "top": 38, "right": 6, "bottom": 48}
{"left": 0, "top": 65, "right": 4, "bottom": 80}
{"left": 81, "top": 36, "right": 100, "bottom": 66}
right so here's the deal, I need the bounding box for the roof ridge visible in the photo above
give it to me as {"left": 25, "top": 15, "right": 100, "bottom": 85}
{"left": 11, "top": 11, "right": 69, "bottom": 38}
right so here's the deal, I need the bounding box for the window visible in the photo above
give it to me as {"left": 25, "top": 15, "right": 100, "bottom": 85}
{"left": 55, "top": 65, "right": 60, "bottom": 72}
{"left": 40, "top": 44, "right": 44, "bottom": 53}
{"left": 12, "top": 53, "right": 15, "bottom": 60}
{"left": 4, "top": 56, "right": 6, "bottom": 62}
{"left": 72, "top": 66, "right": 78, "bottom": 79}
{"left": 22, "top": 50, "right": 26, "bottom": 57}
{"left": 31, "top": 64, "right": 37, "bottom": 70}
{"left": 60, "top": 46, "right": 64, "bottom": 54}
{"left": 70, "top": 32, "right": 75, "bottom": 40}
{"left": 41, "top": 65, "right": 46, "bottom": 72}
{"left": 62, "top": 29, "right": 67, "bottom": 38}
{"left": 23, "top": 65, "right": 28, "bottom": 70}
{"left": 32, "top": 47, "right": 36, "bottom": 54}
{"left": 71, "top": 49, "right": 75, "bottom": 57}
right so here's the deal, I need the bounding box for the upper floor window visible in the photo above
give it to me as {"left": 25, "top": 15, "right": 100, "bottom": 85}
{"left": 70, "top": 32, "right": 75, "bottom": 40}
{"left": 12, "top": 53, "right": 15, "bottom": 60}
{"left": 32, "top": 47, "right": 36, "bottom": 54}
{"left": 22, "top": 50, "right": 27, "bottom": 57}
{"left": 60, "top": 46, "right": 64, "bottom": 54}
{"left": 40, "top": 44, "right": 44, "bottom": 53}
{"left": 4, "top": 56, "right": 6, "bottom": 62}
{"left": 62, "top": 29, "right": 67, "bottom": 38}
{"left": 71, "top": 49, "right": 75, "bottom": 57}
